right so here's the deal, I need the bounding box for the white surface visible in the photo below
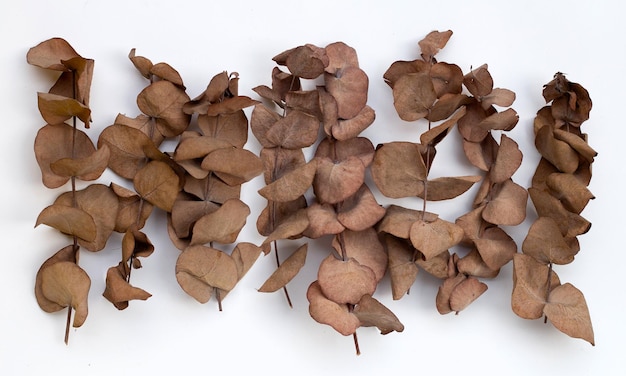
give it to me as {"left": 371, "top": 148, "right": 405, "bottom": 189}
{"left": 1, "top": 0, "right": 623, "bottom": 374}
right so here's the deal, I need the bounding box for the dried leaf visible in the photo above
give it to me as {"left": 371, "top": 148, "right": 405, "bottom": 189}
{"left": 336, "top": 185, "right": 386, "bottom": 231}
{"left": 35, "top": 205, "right": 97, "bottom": 243}
{"left": 258, "top": 160, "right": 317, "bottom": 202}
{"left": 50, "top": 145, "right": 110, "bottom": 181}
{"left": 353, "top": 294, "right": 404, "bottom": 334}
{"left": 150, "top": 62, "right": 185, "bottom": 87}
{"left": 480, "top": 88, "right": 516, "bottom": 109}
{"left": 491, "top": 134, "right": 523, "bottom": 183}
{"left": 284, "top": 44, "right": 328, "bottom": 79}
{"left": 371, "top": 142, "right": 427, "bottom": 198}
{"left": 231, "top": 242, "right": 264, "bottom": 279}
{"left": 553, "top": 129, "right": 597, "bottom": 164}
{"left": 259, "top": 244, "right": 307, "bottom": 293}
{"left": 307, "top": 281, "right": 360, "bottom": 336}
{"left": 511, "top": 253, "right": 560, "bottom": 320}
{"left": 257, "top": 197, "right": 307, "bottom": 237}
{"left": 173, "top": 132, "right": 233, "bottom": 161}
{"left": 35, "top": 245, "right": 76, "bottom": 313}
{"left": 383, "top": 59, "right": 429, "bottom": 88}
{"left": 201, "top": 147, "right": 263, "bottom": 186}
{"left": 544, "top": 283, "right": 595, "bottom": 345}
{"left": 377, "top": 205, "right": 438, "bottom": 239}
{"left": 37, "top": 92, "right": 91, "bottom": 126}
{"left": 325, "top": 66, "right": 369, "bottom": 119}
{"left": 265, "top": 110, "right": 319, "bottom": 149}
{"left": 457, "top": 248, "right": 499, "bottom": 279}
{"left": 392, "top": 72, "right": 437, "bottom": 121}
{"left": 171, "top": 198, "right": 219, "bottom": 239}
{"left": 325, "top": 41, "right": 359, "bottom": 73}
{"left": 318, "top": 255, "right": 377, "bottom": 305}
{"left": 449, "top": 277, "right": 488, "bottom": 313}
{"left": 462, "top": 133, "right": 498, "bottom": 171}
{"left": 482, "top": 179, "right": 528, "bottom": 226}
{"left": 175, "top": 245, "right": 238, "bottom": 303}
{"left": 383, "top": 234, "right": 419, "bottom": 299}
{"left": 463, "top": 64, "right": 493, "bottom": 97}
{"left": 134, "top": 161, "right": 180, "bottom": 212}
{"left": 313, "top": 156, "right": 365, "bottom": 204}
{"left": 474, "top": 227, "right": 517, "bottom": 271}
{"left": 436, "top": 274, "right": 466, "bottom": 314}
{"left": 27, "top": 38, "right": 80, "bottom": 71}
{"left": 420, "top": 106, "right": 466, "bottom": 146}
{"left": 102, "top": 263, "right": 151, "bottom": 310}
{"left": 198, "top": 110, "right": 249, "bottom": 148}
{"left": 332, "top": 228, "right": 387, "bottom": 282}
{"left": 529, "top": 187, "right": 591, "bottom": 238}
{"left": 523, "top": 217, "right": 578, "bottom": 265}
{"left": 263, "top": 208, "right": 309, "bottom": 245}
{"left": 410, "top": 217, "right": 463, "bottom": 260}
{"left": 98, "top": 124, "right": 162, "bottom": 179}
{"left": 110, "top": 183, "right": 153, "bottom": 233}
{"left": 333, "top": 105, "right": 375, "bottom": 140}
{"left": 546, "top": 173, "right": 594, "bottom": 214}
{"left": 39, "top": 261, "right": 91, "bottom": 327}
{"left": 128, "top": 48, "right": 153, "bottom": 79}
{"left": 418, "top": 176, "right": 481, "bottom": 201}
{"left": 35, "top": 123, "right": 97, "bottom": 188}
{"left": 430, "top": 62, "right": 464, "bottom": 97}
{"left": 535, "top": 124, "right": 579, "bottom": 174}
{"left": 303, "top": 203, "right": 345, "bottom": 239}
{"left": 136, "top": 80, "right": 191, "bottom": 137}
{"left": 191, "top": 198, "right": 250, "bottom": 245}
{"left": 419, "top": 30, "right": 453, "bottom": 62}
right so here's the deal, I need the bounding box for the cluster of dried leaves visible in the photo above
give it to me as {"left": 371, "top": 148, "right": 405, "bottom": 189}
{"left": 252, "top": 42, "right": 403, "bottom": 354}
{"left": 512, "top": 73, "right": 595, "bottom": 345}
{"left": 29, "top": 38, "right": 102, "bottom": 343}
{"left": 373, "top": 30, "right": 526, "bottom": 314}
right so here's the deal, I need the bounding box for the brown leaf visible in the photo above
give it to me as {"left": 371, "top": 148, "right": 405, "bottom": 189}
{"left": 39, "top": 261, "right": 91, "bottom": 327}
{"left": 371, "top": 142, "right": 427, "bottom": 198}
{"left": 171, "top": 198, "right": 219, "bottom": 239}
{"left": 265, "top": 110, "right": 319, "bottom": 149}
{"left": 410, "top": 217, "right": 463, "bottom": 260}
{"left": 313, "top": 156, "right": 365, "bottom": 204}
{"left": 128, "top": 48, "right": 153, "bottom": 79}
{"left": 201, "top": 147, "right": 263, "bottom": 186}
{"left": 50, "top": 145, "right": 110, "bottom": 181}
{"left": 523, "top": 217, "right": 578, "bottom": 265}
{"left": 333, "top": 228, "right": 387, "bottom": 282}
{"left": 175, "top": 245, "right": 238, "bottom": 303}
{"left": 474, "top": 226, "right": 517, "bottom": 271}
{"left": 303, "top": 203, "right": 345, "bottom": 239}
{"left": 259, "top": 244, "right": 307, "bottom": 293}
{"left": 198, "top": 111, "right": 249, "bottom": 148}
{"left": 480, "top": 88, "right": 516, "bottom": 109}
{"left": 553, "top": 129, "right": 597, "bottom": 164}
{"left": 392, "top": 72, "right": 437, "bottom": 121}
{"left": 191, "top": 198, "right": 250, "bottom": 245}
{"left": 535, "top": 124, "right": 579, "bottom": 173}
{"left": 482, "top": 179, "right": 528, "bottom": 226}
{"left": 377, "top": 205, "right": 438, "bottom": 239}
{"left": 449, "top": 276, "right": 488, "bottom": 313}
{"left": 462, "top": 133, "right": 498, "bottom": 171}
{"left": 35, "top": 123, "right": 97, "bottom": 188}
{"left": 36, "top": 205, "right": 97, "bottom": 243}
{"left": 27, "top": 38, "right": 80, "bottom": 71}
{"left": 284, "top": 44, "right": 328, "bottom": 79}
{"left": 383, "top": 59, "right": 429, "bottom": 88}
{"left": 333, "top": 105, "right": 375, "bottom": 140}
{"left": 231, "top": 242, "right": 264, "bottom": 279}
{"left": 325, "top": 66, "right": 368, "bottom": 119}
{"left": 436, "top": 274, "right": 466, "bottom": 314}
{"left": 419, "top": 30, "right": 453, "bottom": 62}
{"left": 150, "top": 62, "right": 185, "bottom": 87}
{"left": 529, "top": 187, "right": 591, "bottom": 238}
{"left": 324, "top": 41, "right": 360, "bottom": 73}
{"left": 457, "top": 249, "right": 499, "bottom": 279}
{"left": 512, "top": 253, "right": 561, "bottom": 319}
{"left": 307, "top": 281, "right": 360, "bottom": 336}
{"left": 418, "top": 176, "right": 481, "bottom": 201}
{"left": 102, "top": 263, "right": 151, "bottom": 310}
{"left": 430, "top": 62, "right": 464, "bottom": 97}
{"left": 259, "top": 160, "right": 317, "bottom": 202}
{"left": 37, "top": 92, "right": 91, "bottom": 126}
{"left": 491, "top": 134, "right": 523, "bottom": 184}
{"left": 134, "top": 161, "right": 180, "bottom": 212}
{"left": 136, "top": 80, "right": 191, "bottom": 137}
{"left": 110, "top": 183, "right": 153, "bottom": 233}
{"left": 263, "top": 208, "right": 310, "bottom": 245}
{"left": 315, "top": 137, "right": 375, "bottom": 167}
{"left": 546, "top": 173, "right": 594, "bottom": 214}
{"left": 544, "top": 283, "right": 595, "bottom": 345}
{"left": 260, "top": 147, "right": 306, "bottom": 185}
{"left": 416, "top": 250, "right": 450, "bottom": 279}
{"left": 318, "top": 255, "right": 377, "bottom": 305}
{"left": 35, "top": 245, "right": 77, "bottom": 313}
{"left": 98, "top": 124, "right": 161, "bottom": 179}
{"left": 257, "top": 198, "right": 307, "bottom": 237}
{"left": 336, "top": 184, "right": 386, "bottom": 231}
{"left": 463, "top": 64, "right": 493, "bottom": 97}
{"left": 250, "top": 104, "right": 281, "bottom": 148}
{"left": 353, "top": 294, "right": 404, "bottom": 334}
{"left": 427, "top": 93, "right": 471, "bottom": 122}
{"left": 383, "top": 234, "right": 419, "bottom": 299}
{"left": 420, "top": 106, "right": 466, "bottom": 146}
{"left": 203, "top": 97, "right": 260, "bottom": 117}
{"left": 122, "top": 228, "right": 154, "bottom": 264}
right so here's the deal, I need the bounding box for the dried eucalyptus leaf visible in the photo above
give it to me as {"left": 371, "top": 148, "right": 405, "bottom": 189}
{"left": 110, "top": 183, "right": 153, "bottom": 232}
{"left": 353, "top": 294, "right": 404, "bottom": 334}
{"left": 150, "top": 62, "right": 185, "bottom": 87}
{"left": 307, "top": 281, "right": 360, "bottom": 336}
{"left": 462, "top": 133, "right": 498, "bottom": 171}
{"left": 173, "top": 134, "right": 232, "bottom": 161}
{"left": 313, "top": 157, "right": 365, "bottom": 204}
{"left": 285, "top": 45, "right": 328, "bottom": 79}
{"left": 265, "top": 110, "right": 319, "bottom": 149}
{"left": 263, "top": 208, "right": 309, "bottom": 245}
{"left": 285, "top": 90, "right": 322, "bottom": 120}
{"left": 333, "top": 105, "right": 375, "bottom": 141}
{"left": 38, "top": 92, "right": 91, "bottom": 126}
{"left": 371, "top": 142, "right": 426, "bottom": 198}
{"left": 457, "top": 249, "right": 499, "bottom": 279}
{"left": 491, "top": 134, "right": 523, "bottom": 183}
{"left": 392, "top": 72, "right": 437, "bottom": 121}
{"left": 315, "top": 137, "right": 375, "bottom": 167}
{"left": 377, "top": 205, "right": 438, "bottom": 239}
{"left": 325, "top": 66, "right": 368, "bottom": 119}
{"left": 251, "top": 104, "right": 281, "bottom": 148}
{"left": 480, "top": 88, "right": 516, "bottom": 109}
{"left": 122, "top": 228, "right": 154, "bottom": 263}
{"left": 35, "top": 123, "right": 97, "bottom": 188}
{"left": 201, "top": 148, "right": 263, "bottom": 186}
{"left": 36, "top": 205, "right": 97, "bottom": 243}
{"left": 529, "top": 187, "right": 591, "bottom": 238}
{"left": 523, "top": 217, "right": 578, "bottom": 265}
{"left": 535, "top": 124, "right": 579, "bottom": 174}
{"left": 136, "top": 80, "right": 191, "bottom": 137}
{"left": 258, "top": 160, "right": 317, "bottom": 202}
{"left": 191, "top": 198, "right": 250, "bottom": 245}
{"left": 430, "top": 62, "right": 464, "bottom": 97}
{"left": 171, "top": 198, "right": 219, "bottom": 239}
{"left": 427, "top": 93, "right": 471, "bottom": 122}
{"left": 419, "top": 30, "right": 453, "bottom": 61}
{"left": 203, "top": 97, "right": 260, "bottom": 117}
{"left": 474, "top": 227, "right": 517, "bottom": 271}
{"left": 383, "top": 59, "right": 429, "bottom": 88}
{"left": 553, "top": 129, "right": 597, "bottom": 164}
{"left": 436, "top": 274, "right": 466, "bottom": 314}
{"left": 318, "top": 255, "right": 377, "bottom": 305}
{"left": 102, "top": 263, "right": 151, "bottom": 310}
{"left": 333, "top": 228, "right": 387, "bottom": 282}
{"left": 40, "top": 261, "right": 90, "bottom": 327}
{"left": 260, "top": 146, "right": 306, "bottom": 187}
{"left": 410, "top": 218, "right": 463, "bottom": 260}
{"left": 303, "top": 203, "right": 345, "bottom": 239}
{"left": 478, "top": 108, "right": 519, "bottom": 134}
{"left": 383, "top": 234, "right": 419, "bottom": 299}
{"left": 421, "top": 106, "right": 466, "bottom": 146}
{"left": 232, "top": 242, "right": 264, "bottom": 279}
{"left": 325, "top": 41, "right": 359, "bottom": 73}
{"left": 544, "top": 283, "right": 595, "bottom": 346}
{"left": 511, "top": 253, "right": 561, "bottom": 320}
{"left": 134, "top": 161, "right": 180, "bottom": 212}
{"left": 98, "top": 124, "right": 160, "bottom": 179}
{"left": 336, "top": 184, "right": 386, "bottom": 231}
{"left": 463, "top": 64, "right": 493, "bottom": 97}
{"left": 128, "top": 48, "right": 153, "bottom": 79}
{"left": 175, "top": 245, "right": 238, "bottom": 303}
{"left": 198, "top": 111, "right": 249, "bottom": 148}
{"left": 482, "top": 179, "right": 528, "bottom": 226}
{"left": 50, "top": 145, "right": 110, "bottom": 181}
{"left": 259, "top": 243, "right": 307, "bottom": 293}
{"left": 27, "top": 37, "right": 80, "bottom": 71}
{"left": 35, "top": 245, "right": 76, "bottom": 313}
{"left": 448, "top": 277, "right": 488, "bottom": 313}
{"left": 418, "top": 175, "right": 481, "bottom": 201}
{"left": 546, "top": 173, "right": 595, "bottom": 214}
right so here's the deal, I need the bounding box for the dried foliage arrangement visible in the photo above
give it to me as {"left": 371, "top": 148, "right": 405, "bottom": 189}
{"left": 252, "top": 42, "right": 402, "bottom": 354}
{"left": 512, "top": 73, "right": 595, "bottom": 345}
{"left": 29, "top": 38, "right": 106, "bottom": 343}
{"left": 372, "top": 30, "right": 526, "bottom": 314}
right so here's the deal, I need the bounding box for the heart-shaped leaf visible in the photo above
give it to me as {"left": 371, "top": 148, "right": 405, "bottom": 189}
{"left": 544, "top": 283, "right": 595, "bottom": 346}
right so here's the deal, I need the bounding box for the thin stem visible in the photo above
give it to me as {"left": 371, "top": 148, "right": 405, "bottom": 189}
{"left": 352, "top": 331, "right": 361, "bottom": 356}
{"left": 273, "top": 240, "right": 293, "bottom": 308}
{"left": 421, "top": 120, "right": 433, "bottom": 220}
{"left": 544, "top": 262, "right": 553, "bottom": 324}
{"left": 216, "top": 288, "right": 223, "bottom": 312}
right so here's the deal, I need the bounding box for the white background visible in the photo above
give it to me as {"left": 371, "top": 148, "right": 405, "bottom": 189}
{"left": 2, "top": 0, "right": 624, "bottom": 375}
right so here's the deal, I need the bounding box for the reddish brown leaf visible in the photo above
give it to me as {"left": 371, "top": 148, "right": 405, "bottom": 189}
{"left": 313, "top": 156, "right": 365, "bottom": 204}
{"left": 392, "top": 72, "right": 437, "bottom": 121}
{"left": 418, "top": 176, "right": 481, "bottom": 201}
{"left": 333, "top": 105, "right": 375, "bottom": 141}
{"left": 491, "top": 134, "right": 523, "bottom": 183}
{"left": 410, "top": 217, "right": 463, "bottom": 260}
{"left": 546, "top": 173, "right": 595, "bottom": 214}
{"left": 463, "top": 64, "right": 493, "bottom": 97}
{"left": 336, "top": 184, "right": 385, "bottom": 231}
{"left": 318, "top": 255, "right": 377, "bottom": 305}
{"left": 482, "top": 180, "right": 528, "bottom": 226}
{"left": 332, "top": 228, "right": 387, "bottom": 282}
{"left": 371, "top": 142, "right": 427, "bottom": 199}
{"left": 259, "top": 244, "right": 307, "bottom": 293}
{"left": 544, "top": 283, "right": 595, "bottom": 346}
{"left": 382, "top": 234, "right": 419, "bottom": 300}
{"left": 102, "top": 263, "right": 151, "bottom": 310}
{"left": 449, "top": 276, "right": 488, "bottom": 313}
{"left": 191, "top": 198, "right": 250, "bottom": 245}
{"left": 98, "top": 124, "right": 162, "bottom": 179}
{"left": 35, "top": 205, "right": 97, "bottom": 243}
{"left": 134, "top": 161, "right": 180, "bottom": 212}
{"left": 523, "top": 217, "right": 578, "bottom": 265}
{"left": 198, "top": 110, "right": 249, "bottom": 148}
{"left": 50, "top": 145, "right": 110, "bottom": 181}
{"left": 325, "top": 66, "right": 368, "bottom": 119}
{"left": 136, "top": 80, "right": 191, "bottom": 137}
{"left": 39, "top": 261, "right": 91, "bottom": 327}
{"left": 258, "top": 160, "right": 317, "bottom": 202}
{"left": 353, "top": 294, "right": 404, "bottom": 334}
{"left": 512, "top": 253, "right": 561, "bottom": 320}
{"left": 201, "top": 147, "right": 263, "bottom": 186}
{"left": 37, "top": 92, "right": 91, "bottom": 126}
{"left": 27, "top": 38, "right": 80, "bottom": 71}
{"left": 303, "top": 203, "right": 345, "bottom": 239}
{"left": 419, "top": 30, "right": 453, "bottom": 62}
{"left": 307, "top": 281, "right": 360, "bottom": 336}
{"left": 231, "top": 242, "right": 264, "bottom": 279}
{"left": 377, "top": 205, "right": 438, "bottom": 239}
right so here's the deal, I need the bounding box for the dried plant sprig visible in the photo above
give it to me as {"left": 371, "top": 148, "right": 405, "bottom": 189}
{"left": 29, "top": 38, "right": 111, "bottom": 343}
{"left": 512, "top": 73, "right": 595, "bottom": 345}
{"left": 374, "top": 30, "right": 525, "bottom": 314}
{"left": 253, "top": 42, "right": 402, "bottom": 355}
{"left": 171, "top": 71, "right": 264, "bottom": 310}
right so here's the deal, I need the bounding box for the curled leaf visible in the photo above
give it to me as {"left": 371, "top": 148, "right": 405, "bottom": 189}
{"left": 307, "top": 281, "right": 360, "bottom": 336}
{"left": 544, "top": 283, "right": 595, "bottom": 346}
{"left": 259, "top": 244, "right": 307, "bottom": 293}
{"left": 39, "top": 261, "right": 91, "bottom": 328}
{"left": 317, "top": 255, "right": 377, "bottom": 305}
{"left": 353, "top": 294, "right": 404, "bottom": 334}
